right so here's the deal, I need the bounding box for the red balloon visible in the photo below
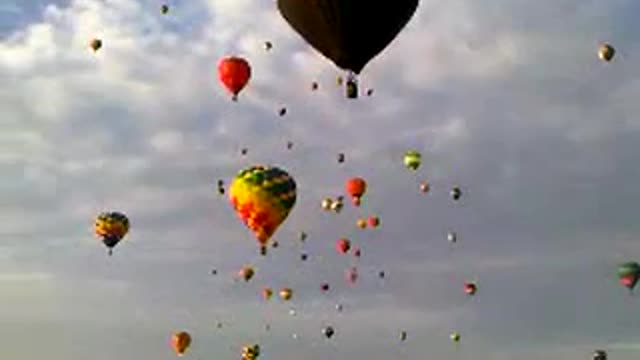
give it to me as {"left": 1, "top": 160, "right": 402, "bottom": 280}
{"left": 345, "top": 177, "right": 366, "bottom": 206}
{"left": 464, "top": 282, "right": 477, "bottom": 296}
{"left": 345, "top": 267, "right": 358, "bottom": 284}
{"left": 367, "top": 216, "right": 379, "bottom": 228}
{"left": 218, "top": 56, "right": 251, "bottom": 101}
{"left": 336, "top": 238, "right": 351, "bottom": 254}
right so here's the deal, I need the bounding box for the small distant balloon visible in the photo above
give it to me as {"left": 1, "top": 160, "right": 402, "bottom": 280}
{"left": 278, "top": 107, "right": 287, "bottom": 116}
{"left": 450, "top": 186, "right": 462, "bottom": 201}
{"left": 367, "top": 216, "right": 380, "bottom": 228}
{"left": 322, "top": 326, "right": 335, "bottom": 339}
{"left": 464, "top": 282, "right": 477, "bottom": 296}
{"left": 280, "top": 288, "right": 293, "bottom": 301}
{"left": 447, "top": 231, "right": 457, "bottom": 244}
{"left": 420, "top": 181, "right": 430, "bottom": 193}
{"left": 161, "top": 4, "right": 169, "bottom": 14}
{"left": 593, "top": 350, "right": 607, "bottom": 360}
{"left": 311, "top": 82, "right": 319, "bottom": 91}
{"left": 598, "top": 43, "right": 615, "bottom": 62}
{"left": 89, "top": 38, "right": 102, "bottom": 52}
{"left": 321, "top": 198, "right": 333, "bottom": 211}
{"left": 337, "top": 153, "right": 345, "bottom": 163}
{"left": 450, "top": 332, "right": 460, "bottom": 343}
{"left": 366, "top": 88, "right": 374, "bottom": 96}
{"left": 264, "top": 41, "right": 273, "bottom": 51}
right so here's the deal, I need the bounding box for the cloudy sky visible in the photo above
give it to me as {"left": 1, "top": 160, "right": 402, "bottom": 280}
{"left": 3, "top": 0, "right": 640, "bottom": 359}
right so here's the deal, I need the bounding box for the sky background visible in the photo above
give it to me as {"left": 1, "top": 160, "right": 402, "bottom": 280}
{"left": 3, "top": 0, "right": 640, "bottom": 359}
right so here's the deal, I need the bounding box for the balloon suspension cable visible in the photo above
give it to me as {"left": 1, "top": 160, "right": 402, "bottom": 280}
{"left": 346, "top": 71, "right": 358, "bottom": 99}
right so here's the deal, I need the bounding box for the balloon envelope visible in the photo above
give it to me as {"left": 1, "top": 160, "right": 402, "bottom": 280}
{"left": 229, "top": 166, "right": 296, "bottom": 248}
{"left": 277, "top": 0, "right": 419, "bottom": 74}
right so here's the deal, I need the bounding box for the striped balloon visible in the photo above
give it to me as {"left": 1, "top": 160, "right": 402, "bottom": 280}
{"left": 229, "top": 165, "right": 296, "bottom": 252}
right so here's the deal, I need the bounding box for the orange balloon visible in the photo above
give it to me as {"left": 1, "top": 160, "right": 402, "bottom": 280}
{"left": 345, "top": 177, "right": 366, "bottom": 206}
{"left": 218, "top": 56, "right": 251, "bottom": 100}
{"left": 171, "top": 331, "right": 191, "bottom": 356}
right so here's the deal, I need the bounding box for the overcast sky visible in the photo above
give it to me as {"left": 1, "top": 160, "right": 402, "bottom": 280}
{"left": 3, "top": 0, "right": 640, "bottom": 359}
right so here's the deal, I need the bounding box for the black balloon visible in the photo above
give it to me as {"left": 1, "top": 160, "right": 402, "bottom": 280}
{"left": 277, "top": 0, "right": 419, "bottom": 74}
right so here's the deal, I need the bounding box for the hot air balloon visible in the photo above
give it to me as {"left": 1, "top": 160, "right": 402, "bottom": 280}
{"left": 400, "top": 331, "right": 407, "bottom": 341}
{"left": 238, "top": 266, "right": 255, "bottom": 282}
{"left": 450, "top": 186, "right": 462, "bottom": 201}
{"left": 264, "top": 41, "right": 273, "bottom": 51}
{"left": 404, "top": 150, "right": 421, "bottom": 170}
{"left": 447, "top": 231, "right": 457, "bottom": 244}
{"left": 280, "top": 288, "right": 293, "bottom": 301}
{"left": 171, "top": 331, "right": 192, "bottom": 356}
{"left": 322, "top": 326, "right": 335, "bottom": 339}
{"left": 94, "top": 211, "right": 130, "bottom": 256}
{"left": 346, "top": 177, "right": 367, "bottom": 206}
{"left": 593, "top": 350, "right": 607, "bottom": 360}
{"left": 241, "top": 148, "right": 248, "bottom": 156}
{"left": 420, "top": 181, "right": 430, "bottom": 193}
{"left": 321, "top": 198, "right": 333, "bottom": 211}
{"left": 336, "top": 238, "right": 351, "bottom": 254}
{"left": 367, "top": 216, "right": 380, "bottom": 228}
{"left": 346, "top": 267, "right": 358, "bottom": 284}
{"left": 311, "top": 82, "right": 319, "bottom": 91}
{"left": 617, "top": 261, "right": 640, "bottom": 292}
{"left": 262, "top": 287, "right": 273, "bottom": 300}
{"left": 450, "top": 332, "right": 460, "bottom": 343}
{"left": 321, "top": 283, "right": 330, "bottom": 292}
{"left": 242, "top": 344, "right": 261, "bottom": 360}
{"left": 330, "top": 200, "right": 344, "bottom": 213}
{"left": 366, "top": 88, "right": 374, "bottom": 96}
{"left": 229, "top": 165, "right": 296, "bottom": 255}
{"left": 278, "top": 107, "right": 287, "bottom": 116}
{"left": 598, "top": 43, "right": 615, "bottom": 62}
{"left": 89, "top": 38, "right": 102, "bottom": 52}
{"left": 464, "top": 282, "right": 477, "bottom": 296}
{"left": 300, "top": 253, "right": 308, "bottom": 261}
{"left": 356, "top": 218, "right": 367, "bottom": 229}
{"left": 161, "top": 4, "right": 169, "bottom": 14}
{"left": 277, "top": 0, "right": 419, "bottom": 98}
{"left": 337, "top": 153, "right": 345, "bottom": 163}
{"left": 218, "top": 56, "right": 251, "bottom": 101}
{"left": 353, "top": 248, "right": 361, "bottom": 258}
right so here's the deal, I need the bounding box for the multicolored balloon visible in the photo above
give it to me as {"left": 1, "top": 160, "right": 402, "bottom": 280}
{"left": 94, "top": 211, "right": 129, "bottom": 256}
{"left": 617, "top": 261, "right": 640, "bottom": 292}
{"left": 229, "top": 165, "right": 296, "bottom": 255}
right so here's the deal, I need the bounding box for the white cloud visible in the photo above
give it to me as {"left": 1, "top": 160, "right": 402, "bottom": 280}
{"left": 3, "top": 0, "right": 640, "bottom": 359}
